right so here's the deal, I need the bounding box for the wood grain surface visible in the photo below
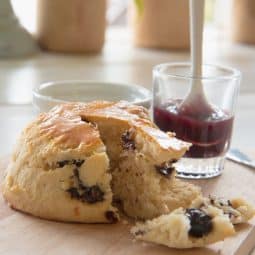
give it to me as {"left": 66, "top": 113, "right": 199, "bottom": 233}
{"left": 0, "top": 157, "right": 254, "bottom": 255}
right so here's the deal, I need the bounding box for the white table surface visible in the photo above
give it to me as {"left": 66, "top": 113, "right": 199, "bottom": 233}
{"left": 0, "top": 28, "right": 255, "bottom": 157}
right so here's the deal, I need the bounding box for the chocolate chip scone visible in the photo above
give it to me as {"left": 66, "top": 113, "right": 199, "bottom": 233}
{"left": 2, "top": 101, "right": 201, "bottom": 222}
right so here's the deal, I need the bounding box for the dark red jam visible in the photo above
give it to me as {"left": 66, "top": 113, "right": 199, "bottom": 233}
{"left": 154, "top": 100, "right": 234, "bottom": 158}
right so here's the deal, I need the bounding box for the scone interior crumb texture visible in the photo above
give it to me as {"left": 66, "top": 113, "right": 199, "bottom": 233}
{"left": 2, "top": 101, "right": 199, "bottom": 223}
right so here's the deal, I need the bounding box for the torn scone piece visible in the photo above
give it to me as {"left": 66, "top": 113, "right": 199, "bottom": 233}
{"left": 111, "top": 127, "right": 201, "bottom": 220}
{"left": 191, "top": 196, "right": 255, "bottom": 224}
{"left": 131, "top": 206, "right": 235, "bottom": 248}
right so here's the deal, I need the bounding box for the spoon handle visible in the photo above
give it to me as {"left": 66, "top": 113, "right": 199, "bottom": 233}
{"left": 190, "top": 0, "right": 205, "bottom": 78}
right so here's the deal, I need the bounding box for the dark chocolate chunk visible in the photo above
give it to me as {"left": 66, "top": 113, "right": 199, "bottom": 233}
{"left": 216, "top": 198, "right": 232, "bottom": 207}
{"left": 121, "top": 131, "right": 136, "bottom": 150}
{"left": 57, "top": 159, "right": 85, "bottom": 168}
{"left": 67, "top": 185, "right": 105, "bottom": 204}
{"left": 228, "top": 212, "right": 234, "bottom": 220}
{"left": 81, "top": 185, "right": 105, "bottom": 204}
{"left": 105, "top": 211, "right": 118, "bottom": 223}
{"left": 66, "top": 167, "right": 105, "bottom": 204}
{"left": 73, "top": 168, "right": 80, "bottom": 179}
{"left": 217, "top": 198, "right": 232, "bottom": 207}
{"left": 134, "top": 230, "right": 145, "bottom": 236}
{"left": 73, "top": 168, "right": 87, "bottom": 189}
{"left": 155, "top": 162, "right": 175, "bottom": 177}
{"left": 72, "top": 159, "right": 85, "bottom": 167}
{"left": 57, "top": 160, "right": 70, "bottom": 168}
{"left": 66, "top": 187, "right": 80, "bottom": 199}
{"left": 186, "top": 208, "right": 213, "bottom": 238}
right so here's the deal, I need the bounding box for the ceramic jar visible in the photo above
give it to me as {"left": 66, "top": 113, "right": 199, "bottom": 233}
{"left": 231, "top": 0, "right": 255, "bottom": 44}
{"left": 36, "top": 0, "right": 106, "bottom": 53}
{"left": 130, "top": 0, "right": 190, "bottom": 50}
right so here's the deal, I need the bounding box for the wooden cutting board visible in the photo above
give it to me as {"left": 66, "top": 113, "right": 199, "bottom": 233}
{"left": 0, "top": 157, "right": 255, "bottom": 255}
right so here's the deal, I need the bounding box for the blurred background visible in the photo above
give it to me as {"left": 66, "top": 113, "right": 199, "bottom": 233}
{"left": 1, "top": 0, "right": 254, "bottom": 105}
{"left": 11, "top": 0, "right": 228, "bottom": 32}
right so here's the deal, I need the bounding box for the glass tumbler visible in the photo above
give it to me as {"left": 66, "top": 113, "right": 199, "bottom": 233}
{"left": 153, "top": 63, "right": 241, "bottom": 179}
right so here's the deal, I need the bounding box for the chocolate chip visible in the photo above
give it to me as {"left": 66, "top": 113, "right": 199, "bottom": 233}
{"left": 67, "top": 185, "right": 105, "bottom": 204}
{"left": 66, "top": 187, "right": 80, "bottom": 199}
{"left": 228, "top": 200, "right": 232, "bottom": 207}
{"left": 121, "top": 131, "right": 136, "bottom": 150}
{"left": 66, "top": 168, "right": 105, "bottom": 204}
{"left": 57, "top": 159, "right": 85, "bottom": 168}
{"left": 228, "top": 212, "right": 233, "bottom": 220}
{"left": 57, "top": 160, "right": 70, "bottom": 168}
{"left": 73, "top": 168, "right": 84, "bottom": 188}
{"left": 155, "top": 162, "right": 175, "bottom": 177}
{"left": 72, "top": 159, "right": 85, "bottom": 167}
{"left": 186, "top": 208, "right": 213, "bottom": 238}
{"left": 72, "top": 168, "right": 87, "bottom": 189}
{"left": 105, "top": 211, "right": 118, "bottom": 223}
{"left": 81, "top": 185, "right": 104, "bottom": 204}
{"left": 134, "top": 230, "right": 145, "bottom": 236}
{"left": 78, "top": 183, "right": 86, "bottom": 190}
{"left": 73, "top": 168, "right": 80, "bottom": 179}
{"left": 217, "top": 198, "right": 231, "bottom": 207}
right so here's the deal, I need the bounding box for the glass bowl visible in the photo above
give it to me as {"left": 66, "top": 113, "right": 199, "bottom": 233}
{"left": 33, "top": 80, "right": 152, "bottom": 113}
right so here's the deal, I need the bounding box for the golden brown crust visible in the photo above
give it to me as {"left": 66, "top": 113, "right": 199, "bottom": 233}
{"left": 46, "top": 101, "right": 190, "bottom": 157}
{"left": 38, "top": 104, "right": 103, "bottom": 150}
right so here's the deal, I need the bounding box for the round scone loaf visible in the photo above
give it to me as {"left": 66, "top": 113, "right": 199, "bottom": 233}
{"left": 2, "top": 101, "right": 201, "bottom": 222}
